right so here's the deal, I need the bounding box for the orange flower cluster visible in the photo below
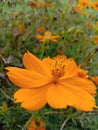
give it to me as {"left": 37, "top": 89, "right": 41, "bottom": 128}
{"left": 36, "top": 31, "right": 60, "bottom": 43}
{"left": 6, "top": 52, "right": 97, "bottom": 112}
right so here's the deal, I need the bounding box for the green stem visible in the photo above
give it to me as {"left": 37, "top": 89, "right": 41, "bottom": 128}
{"left": 40, "top": 41, "right": 46, "bottom": 59}
{"left": 24, "top": 111, "right": 39, "bottom": 129}
{"left": 60, "top": 112, "right": 77, "bottom": 130}
{"left": 83, "top": 44, "right": 98, "bottom": 66}
{"left": 60, "top": 116, "right": 70, "bottom": 130}
{"left": 0, "top": 87, "right": 15, "bottom": 103}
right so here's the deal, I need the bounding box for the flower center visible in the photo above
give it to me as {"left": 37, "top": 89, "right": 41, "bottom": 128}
{"left": 51, "top": 55, "right": 67, "bottom": 83}
{"left": 43, "top": 31, "right": 51, "bottom": 43}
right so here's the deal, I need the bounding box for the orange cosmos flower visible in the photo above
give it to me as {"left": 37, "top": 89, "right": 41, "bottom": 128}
{"left": 78, "top": 0, "right": 91, "bottom": 8}
{"left": 91, "top": 2, "right": 98, "bottom": 10}
{"left": 6, "top": 52, "right": 97, "bottom": 111}
{"left": 27, "top": 117, "right": 45, "bottom": 130}
{"left": 75, "top": 4, "right": 83, "bottom": 13}
{"left": 36, "top": 31, "right": 59, "bottom": 43}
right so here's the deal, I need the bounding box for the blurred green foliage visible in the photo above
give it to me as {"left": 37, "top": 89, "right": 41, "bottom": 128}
{"left": 0, "top": 0, "right": 98, "bottom": 130}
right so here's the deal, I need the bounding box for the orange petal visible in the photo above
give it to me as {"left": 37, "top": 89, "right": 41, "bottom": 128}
{"left": 47, "top": 83, "right": 96, "bottom": 111}
{"left": 23, "top": 51, "right": 51, "bottom": 76}
{"left": 50, "top": 38, "right": 58, "bottom": 42}
{"left": 14, "top": 85, "right": 49, "bottom": 111}
{"left": 90, "top": 76, "right": 98, "bottom": 85}
{"left": 42, "top": 57, "right": 53, "bottom": 68}
{"left": 51, "top": 36, "right": 59, "bottom": 38}
{"left": 47, "top": 84, "right": 68, "bottom": 109}
{"left": 36, "top": 35, "right": 43, "bottom": 39}
{"left": 60, "top": 77, "right": 96, "bottom": 95}
{"left": 60, "top": 58, "right": 78, "bottom": 79}
{"left": 6, "top": 67, "right": 52, "bottom": 88}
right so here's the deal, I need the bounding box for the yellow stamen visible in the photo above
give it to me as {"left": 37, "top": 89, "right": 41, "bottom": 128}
{"left": 51, "top": 56, "right": 67, "bottom": 83}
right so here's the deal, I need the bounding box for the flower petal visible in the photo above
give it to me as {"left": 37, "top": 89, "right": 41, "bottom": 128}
{"left": 60, "top": 58, "right": 78, "bottom": 79}
{"left": 90, "top": 76, "right": 98, "bottom": 85}
{"left": 23, "top": 51, "right": 51, "bottom": 76}
{"left": 47, "top": 84, "right": 68, "bottom": 109}
{"left": 42, "top": 57, "right": 53, "bottom": 68}
{"left": 14, "top": 85, "right": 49, "bottom": 111}
{"left": 51, "top": 35, "right": 60, "bottom": 38}
{"left": 47, "top": 83, "right": 96, "bottom": 111}
{"left": 60, "top": 77, "right": 96, "bottom": 95}
{"left": 6, "top": 67, "right": 52, "bottom": 88}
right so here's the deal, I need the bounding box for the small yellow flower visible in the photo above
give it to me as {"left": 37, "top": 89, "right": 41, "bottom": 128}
{"left": 36, "top": 31, "right": 59, "bottom": 43}
{"left": 6, "top": 52, "right": 97, "bottom": 112}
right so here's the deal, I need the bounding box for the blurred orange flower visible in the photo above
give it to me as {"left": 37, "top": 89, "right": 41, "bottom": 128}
{"left": 75, "top": 0, "right": 91, "bottom": 12}
{"left": 79, "top": 0, "right": 91, "bottom": 8}
{"left": 27, "top": 117, "right": 45, "bottom": 130}
{"left": 30, "top": 1, "right": 51, "bottom": 8}
{"left": 36, "top": 26, "right": 45, "bottom": 33}
{"left": 75, "top": 4, "right": 83, "bottom": 13}
{"left": 91, "top": 2, "right": 98, "bottom": 10}
{"left": 6, "top": 52, "right": 97, "bottom": 112}
{"left": 36, "top": 31, "right": 60, "bottom": 43}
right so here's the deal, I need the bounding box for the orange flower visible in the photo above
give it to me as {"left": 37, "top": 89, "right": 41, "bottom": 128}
{"left": 6, "top": 52, "right": 97, "bottom": 111}
{"left": 75, "top": 4, "right": 83, "bottom": 13}
{"left": 27, "top": 117, "right": 45, "bottom": 130}
{"left": 36, "top": 26, "right": 45, "bottom": 33}
{"left": 78, "top": 0, "right": 91, "bottom": 8}
{"left": 36, "top": 31, "right": 59, "bottom": 43}
{"left": 75, "top": 0, "right": 91, "bottom": 13}
{"left": 30, "top": 1, "right": 51, "bottom": 8}
{"left": 91, "top": 2, "right": 98, "bottom": 10}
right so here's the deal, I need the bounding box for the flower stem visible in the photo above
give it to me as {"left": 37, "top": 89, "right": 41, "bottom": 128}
{"left": 24, "top": 111, "right": 39, "bottom": 129}
{"left": 0, "top": 87, "right": 15, "bottom": 103}
{"left": 83, "top": 44, "right": 98, "bottom": 66}
{"left": 60, "top": 116, "right": 70, "bottom": 130}
{"left": 40, "top": 41, "right": 46, "bottom": 59}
